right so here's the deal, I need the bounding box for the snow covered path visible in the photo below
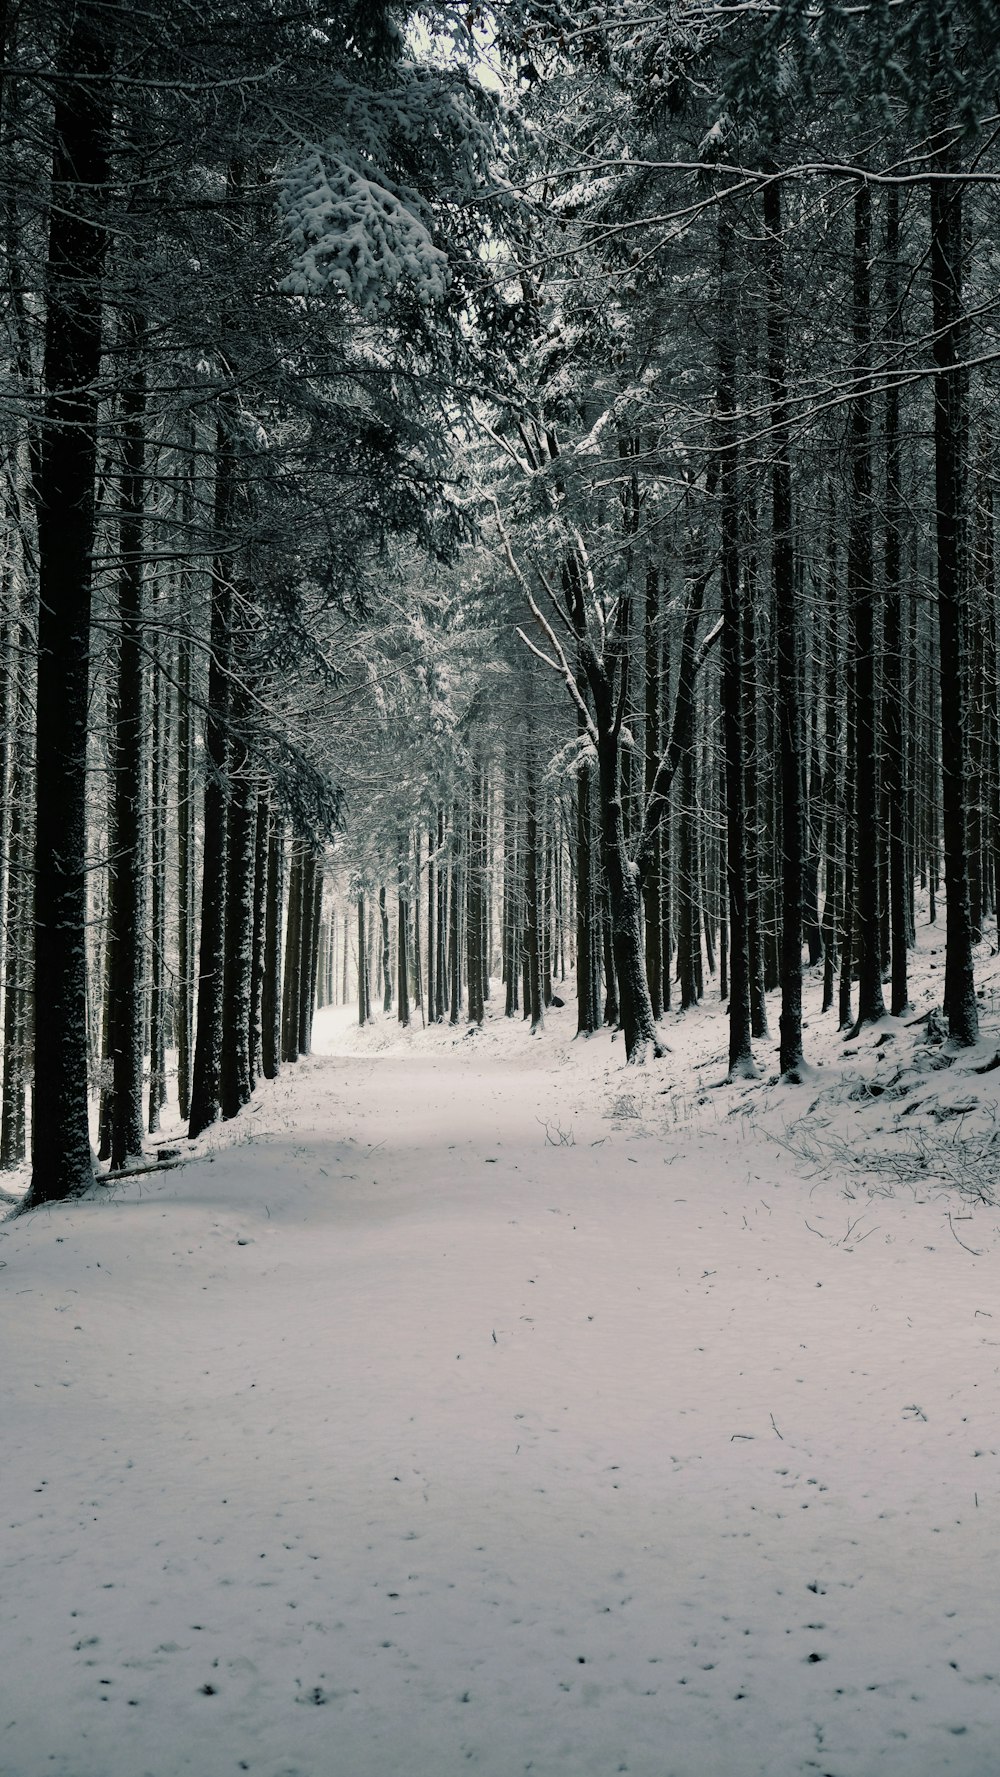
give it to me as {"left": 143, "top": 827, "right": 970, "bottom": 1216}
{"left": 3, "top": 1009, "right": 1000, "bottom": 1777}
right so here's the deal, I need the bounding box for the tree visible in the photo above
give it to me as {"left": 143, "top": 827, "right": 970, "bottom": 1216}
{"left": 24, "top": 3, "right": 111, "bottom": 1208}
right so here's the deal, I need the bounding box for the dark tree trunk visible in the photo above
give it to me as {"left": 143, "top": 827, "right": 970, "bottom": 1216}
{"left": 448, "top": 815, "right": 461, "bottom": 1024}
{"left": 436, "top": 807, "right": 448, "bottom": 1018}
{"left": 763, "top": 177, "right": 805, "bottom": 1079}
{"left": 1, "top": 598, "right": 32, "bottom": 1169}
{"left": 719, "top": 211, "right": 755, "bottom": 1076}
{"left": 847, "top": 183, "right": 886, "bottom": 1033}
{"left": 742, "top": 573, "right": 768, "bottom": 1036}
{"left": 643, "top": 566, "right": 664, "bottom": 1020}
{"left": 148, "top": 607, "right": 167, "bottom": 1133}
{"left": 282, "top": 840, "right": 303, "bottom": 1060}
{"left": 524, "top": 745, "right": 544, "bottom": 1033}
{"left": 249, "top": 787, "right": 269, "bottom": 1081}
{"left": 397, "top": 841, "right": 411, "bottom": 1027}
{"left": 599, "top": 895, "right": 616, "bottom": 1028}
{"left": 379, "top": 885, "right": 392, "bottom": 1011}
{"left": 357, "top": 890, "right": 370, "bottom": 1026}
{"left": 576, "top": 742, "right": 601, "bottom": 1033}
{"left": 261, "top": 808, "right": 283, "bottom": 1079}
{"left": 175, "top": 485, "right": 196, "bottom": 1120}
{"left": 220, "top": 748, "right": 255, "bottom": 1119}
{"left": 413, "top": 827, "right": 424, "bottom": 1015}
{"left": 426, "top": 825, "right": 437, "bottom": 1023}
{"left": 821, "top": 499, "right": 841, "bottom": 1015}
{"left": 678, "top": 745, "right": 700, "bottom": 1010}
{"left": 108, "top": 325, "right": 147, "bottom": 1169}
{"left": 188, "top": 413, "right": 236, "bottom": 1138}
{"left": 299, "top": 853, "right": 320, "bottom": 1055}
{"left": 504, "top": 768, "right": 520, "bottom": 1016}
{"left": 467, "top": 783, "right": 486, "bottom": 1026}
{"left": 596, "top": 730, "right": 658, "bottom": 1057}
{"left": 931, "top": 152, "right": 978, "bottom": 1043}
{"left": 26, "top": 4, "right": 111, "bottom": 1206}
{"left": 883, "top": 184, "right": 909, "bottom": 1015}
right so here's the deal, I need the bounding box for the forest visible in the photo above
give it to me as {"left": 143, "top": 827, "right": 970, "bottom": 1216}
{"left": 1, "top": 1, "right": 999, "bottom": 1208}
{"left": 5, "top": 7, "right": 1000, "bottom": 1775}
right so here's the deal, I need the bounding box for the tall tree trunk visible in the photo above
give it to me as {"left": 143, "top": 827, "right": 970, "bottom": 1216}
{"left": 467, "top": 783, "right": 486, "bottom": 1026}
{"left": 188, "top": 412, "right": 236, "bottom": 1137}
{"left": 596, "top": 730, "right": 658, "bottom": 1057}
{"left": 576, "top": 735, "right": 600, "bottom": 1032}
{"left": 742, "top": 538, "right": 768, "bottom": 1036}
{"left": 524, "top": 744, "right": 544, "bottom": 1034}
{"left": 436, "top": 807, "right": 448, "bottom": 1018}
{"left": 848, "top": 182, "right": 886, "bottom": 1032}
{"left": 763, "top": 177, "right": 805, "bottom": 1079}
{"left": 379, "top": 885, "right": 392, "bottom": 1011}
{"left": 448, "top": 816, "right": 462, "bottom": 1024}
{"left": 26, "top": 4, "right": 111, "bottom": 1206}
{"left": 883, "top": 184, "right": 909, "bottom": 1015}
{"left": 282, "top": 840, "right": 303, "bottom": 1060}
{"left": 249, "top": 786, "right": 269, "bottom": 1081}
{"left": 719, "top": 210, "right": 755, "bottom": 1076}
{"left": 356, "top": 889, "right": 369, "bottom": 1027}
{"left": 931, "top": 147, "right": 978, "bottom": 1043}
{"left": 426, "top": 824, "right": 436, "bottom": 1023}
{"left": 261, "top": 811, "right": 283, "bottom": 1079}
{"left": 175, "top": 460, "right": 196, "bottom": 1120}
{"left": 677, "top": 745, "right": 700, "bottom": 1010}
{"left": 643, "top": 565, "right": 664, "bottom": 1020}
{"left": 397, "top": 840, "right": 411, "bottom": 1027}
{"left": 504, "top": 768, "right": 520, "bottom": 1016}
{"left": 0, "top": 595, "right": 32, "bottom": 1169}
{"left": 821, "top": 497, "right": 841, "bottom": 1015}
{"left": 148, "top": 606, "right": 167, "bottom": 1132}
{"left": 220, "top": 740, "right": 255, "bottom": 1119}
{"left": 299, "top": 853, "right": 320, "bottom": 1055}
{"left": 107, "top": 327, "right": 148, "bottom": 1171}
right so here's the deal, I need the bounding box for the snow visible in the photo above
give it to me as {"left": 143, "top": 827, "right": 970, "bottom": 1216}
{"left": 280, "top": 152, "right": 448, "bottom": 312}
{"left": 3, "top": 933, "right": 1000, "bottom": 1776}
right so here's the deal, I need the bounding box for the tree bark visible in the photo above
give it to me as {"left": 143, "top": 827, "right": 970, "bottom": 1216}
{"left": 27, "top": 5, "right": 111, "bottom": 1206}
{"left": 763, "top": 176, "right": 805, "bottom": 1080}
{"left": 719, "top": 210, "right": 755, "bottom": 1077}
{"left": 931, "top": 147, "right": 978, "bottom": 1043}
{"left": 397, "top": 840, "right": 411, "bottom": 1027}
{"left": 175, "top": 445, "right": 196, "bottom": 1120}
{"left": 357, "top": 889, "right": 370, "bottom": 1026}
{"left": 188, "top": 412, "right": 236, "bottom": 1137}
{"left": 282, "top": 839, "right": 303, "bottom": 1059}
{"left": 847, "top": 183, "right": 886, "bottom": 1033}
{"left": 249, "top": 786, "right": 269, "bottom": 1080}
{"left": 1, "top": 593, "right": 32, "bottom": 1169}
{"left": 379, "top": 885, "right": 392, "bottom": 1011}
{"left": 261, "top": 810, "right": 283, "bottom": 1079}
{"left": 148, "top": 599, "right": 167, "bottom": 1133}
{"left": 220, "top": 746, "right": 255, "bottom": 1119}
{"left": 883, "top": 184, "right": 909, "bottom": 1015}
{"left": 524, "top": 744, "right": 544, "bottom": 1033}
{"left": 643, "top": 565, "right": 664, "bottom": 1020}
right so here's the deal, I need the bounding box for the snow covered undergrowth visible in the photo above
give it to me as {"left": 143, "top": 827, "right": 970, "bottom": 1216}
{"left": 4, "top": 953, "right": 1000, "bottom": 1776}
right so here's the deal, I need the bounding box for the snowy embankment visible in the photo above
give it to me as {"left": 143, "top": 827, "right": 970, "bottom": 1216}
{"left": 3, "top": 947, "right": 1000, "bottom": 1777}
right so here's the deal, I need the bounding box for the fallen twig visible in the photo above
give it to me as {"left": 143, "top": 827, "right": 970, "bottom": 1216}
{"left": 98, "top": 1158, "right": 189, "bottom": 1183}
{"left": 946, "top": 1211, "right": 983, "bottom": 1256}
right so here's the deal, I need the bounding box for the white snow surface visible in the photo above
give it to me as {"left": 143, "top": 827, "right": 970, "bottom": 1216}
{"left": 3, "top": 953, "right": 1000, "bottom": 1777}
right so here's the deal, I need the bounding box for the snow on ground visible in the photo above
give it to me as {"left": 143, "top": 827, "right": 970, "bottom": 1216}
{"left": 3, "top": 928, "right": 1000, "bottom": 1777}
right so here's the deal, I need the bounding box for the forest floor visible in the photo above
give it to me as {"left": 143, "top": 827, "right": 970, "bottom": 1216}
{"left": 3, "top": 927, "right": 1000, "bottom": 1777}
